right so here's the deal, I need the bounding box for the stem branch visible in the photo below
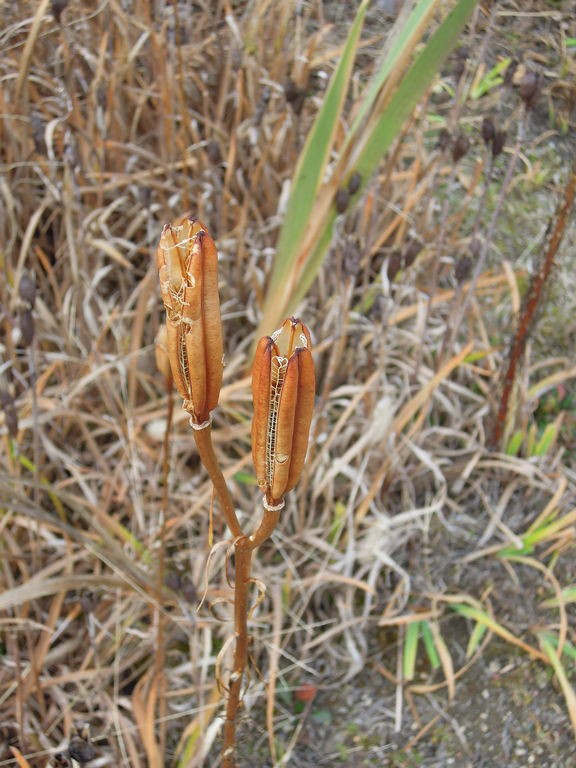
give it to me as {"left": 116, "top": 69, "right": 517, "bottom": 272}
{"left": 192, "top": 424, "right": 243, "bottom": 539}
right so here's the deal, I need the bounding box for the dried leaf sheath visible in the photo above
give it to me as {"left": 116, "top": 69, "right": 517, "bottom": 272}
{"left": 156, "top": 218, "right": 223, "bottom": 424}
{"left": 251, "top": 318, "right": 315, "bottom": 504}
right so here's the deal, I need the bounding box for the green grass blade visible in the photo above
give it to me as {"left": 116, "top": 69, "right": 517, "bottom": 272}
{"left": 533, "top": 420, "right": 560, "bottom": 456}
{"left": 289, "top": 0, "right": 478, "bottom": 313}
{"left": 351, "top": 0, "right": 478, "bottom": 185}
{"left": 540, "top": 634, "right": 576, "bottom": 736}
{"left": 466, "top": 620, "right": 488, "bottom": 657}
{"left": 266, "top": 0, "right": 369, "bottom": 305}
{"left": 421, "top": 619, "right": 441, "bottom": 669}
{"left": 403, "top": 620, "right": 421, "bottom": 680}
{"left": 345, "top": 0, "right": 441, "bottom": 140}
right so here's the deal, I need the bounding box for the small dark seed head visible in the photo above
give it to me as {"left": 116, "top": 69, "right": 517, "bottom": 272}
{"left": 19, "top": 309, "right": 35, "bottom": 347}
{"left": 519, "top": 71, "right": 541, "bottom": 109}
{"left": 492, "top": 130, "right": 507, "bottom": 157}
{"left": 452, "top": 132, "right": 470, "bottom": 163}
{"left": 335, "top": 188, "right": 350, "bottom": 214}
{"left": 347, "top": 172, "right": 362, "bottom": 196}
{"left": 19, "top": 275, "right": 36, "bottom": 308}
{"left": 455, "top": 256, "right": 472, "bottom": 283}
{"left": 403, "top": 239, "right": 422, "bottom": 268}
{"left": 51, "top": 0, "right": 69, "bottom": 23}
{"left": 68, "top": 737, "right": 97, "bottom": 764}
{"left": 386, "top": 252, "right": 402, "bottom": 281}
{"left": 284, "top": 79, "right": 306, "bottom": 114}
{"left": 2, "top": 400, "right": 18, "bottom": 439}
{"left": 283, "top": 79, "right": 299, "bottom": 102}
{"left": 205, "top": 140, "right": 222, "bottom": 165}
{"left": 481, "top": 117, "right": 495, "bottom": 146}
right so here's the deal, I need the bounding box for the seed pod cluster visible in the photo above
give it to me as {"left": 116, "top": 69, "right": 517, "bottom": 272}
{"left": 480, "top": 117, "right": 506, "bottom": 157}
{"left": 156, "top": 218, "right": 223, "bottom": 425}
{"left": 251, "top": 318, "right": 315, "bottom": 506}
{"left": 387, "top": 238, "right": 422, "bottom": 281}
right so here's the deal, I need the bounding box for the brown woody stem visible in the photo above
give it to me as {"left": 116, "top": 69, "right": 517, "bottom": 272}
{"left": 192, "top": 422, "right": 243, "bottom": 539}
{"left": 221, "top": 504, "right": 281, "bottom": 767}
{"left": 222, "top": 536, "right": 252, "bottom": 768}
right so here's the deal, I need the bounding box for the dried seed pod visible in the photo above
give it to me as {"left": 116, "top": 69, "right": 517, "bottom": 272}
{"left": 452, "top": 132, "right": 470, "bottom": 163}
{"left": 68, "top": 736, "right": 97, "bottom": 764}
{"left": 492, "top": 129, "right": 507, "bottom": 157}
{"left": 1, "top": 392, "right": 18, "bottom": 439}
{"left": 335, "top": 188, "right": 350, "bottom": 213}
{"left": 455, "top": 256, "right": 472, "bottom": 282}
{"left": 156, "top": 218, "right": 223, "bottom": 426}
{"left": 206, "top": 140, "right": 222, "bottom": 165}
{"left": 284, "top": 79, "right": 306, "bottom": 115}
{"left": 403, "top": 238, "right": 422, "bottom": 268}
{"left": 386, "top": 251, "right": 402, "bottom": 281}
{"left": 51, "top": 0, "right": 69, "bottom": 23}
{"left": 252, "top": 318, "right": 315, "bottom": 506}
{"left": 347, "top": 172, "right": 362, "bottom": 196}
{"left": 19, "top": 309, "right": 35, "bottom": 347}
{"left": 519, "top": 70, "right": 540, "bottom": 109}
{"left": 481, "top": 117, "right": 495, "bottom": 146}
{"left": 19, "top": 274, "right": 36, "bottom": 308}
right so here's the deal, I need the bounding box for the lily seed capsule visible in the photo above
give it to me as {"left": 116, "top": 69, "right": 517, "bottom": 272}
{"left": 156, "top": 217, "right": 223, "bottom": 426}
{"left": 251, "top": 318, "right": 315, "bottom": 506}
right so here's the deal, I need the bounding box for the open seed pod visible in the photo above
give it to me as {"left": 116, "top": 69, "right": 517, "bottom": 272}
{"left": 251, "top": 317, "right": 315, "bottom": 507}
{"left": 156, "top": 217, "right": 223, "bottom": 426}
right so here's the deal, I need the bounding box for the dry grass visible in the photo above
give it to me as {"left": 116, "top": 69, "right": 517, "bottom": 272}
{"left": 1, "top": 1, "right": 575, "bottom": 766}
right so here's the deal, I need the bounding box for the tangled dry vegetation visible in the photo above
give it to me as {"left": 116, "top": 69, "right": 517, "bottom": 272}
{"left": 1, "top": 1, "right": 575, "bottom": 766}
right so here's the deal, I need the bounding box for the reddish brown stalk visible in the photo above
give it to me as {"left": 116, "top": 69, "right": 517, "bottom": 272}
{"left": 222, "top": 508, "right": 281, "bottom": 768}
{"left": 490, "top": 161, "right": 576, "bottom": 448}
{"left": 192, "top": 425, "right": 243, "bottom": 539}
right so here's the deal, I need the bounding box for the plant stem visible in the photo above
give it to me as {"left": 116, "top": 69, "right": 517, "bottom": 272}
{"left": 221, "top": 505, "right": 281, "bottom": 767}
{"left": 490, "top": 160, "right": 576, "bottom": 449}
{"left": 222, "top": 536, "right": 252, "bottom": 768}
{"left": 192, "top": 423, "right": 243, "bottom": 539}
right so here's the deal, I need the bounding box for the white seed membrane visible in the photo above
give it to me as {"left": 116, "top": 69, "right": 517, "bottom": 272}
{"left": 266, "top": 355, "right": 288, "bottom": 487}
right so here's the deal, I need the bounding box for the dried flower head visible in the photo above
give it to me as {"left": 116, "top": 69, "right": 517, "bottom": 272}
{"left": 252, "top": 318, "right": 315, "bottom": 506}
{"left": 156, "top": 217, "right": 223, "bottom": 426}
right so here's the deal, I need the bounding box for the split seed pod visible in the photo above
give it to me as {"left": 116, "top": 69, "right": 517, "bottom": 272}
{"left": 156, "top": 217, "right": 223, "bottom": 425}
{"left": 252, "top": 318, "right": 315, "bottom": 506}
